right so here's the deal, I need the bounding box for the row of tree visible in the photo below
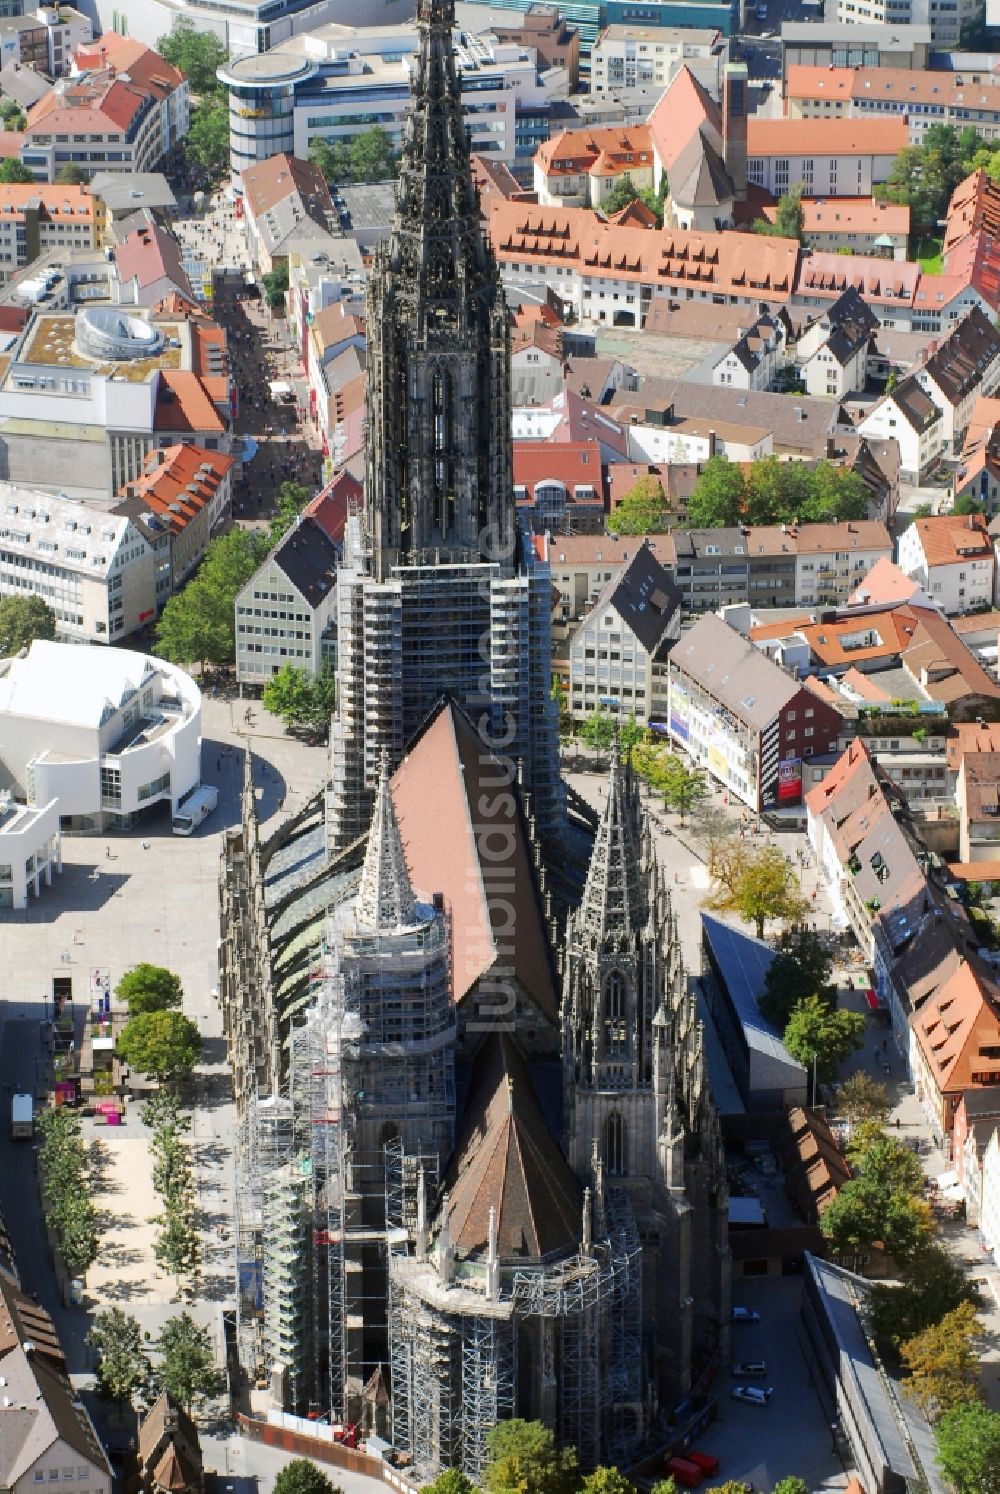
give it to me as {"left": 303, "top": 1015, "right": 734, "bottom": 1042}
{"left": 157, "top": 22, "right": 230, "bottom": 178}
{"left": 755, "top": 925, "right": 865, "bottom": 1089}
{"left": 876, "top": 122, "right": 1000, "bottom": 234}
{"left": 686, "top": 455, "right": 870, "bottom": 530}
{"left": 145, "top": 1090, "right": 201, "bottom": 1291}
{"left": 310, "top": 128, "right": 398, "bottom": 187}
{"left": 37, "top": 1108, "right": 100, "bottom": 1280}
{"left": 88, "top": 1305, "right": 222, "bottom": 1412}
{"left": 114, "top": 962, "right": 202, "bottom": 1085}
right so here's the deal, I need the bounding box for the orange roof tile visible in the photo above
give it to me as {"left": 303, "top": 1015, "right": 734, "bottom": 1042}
{"left": 912, "top": 960, "right": 1000, "bottom": 1098}
{"left": 155, "top": 371, "right": 224, "bottom": 434}
{"left": 761, "top": 195, "right": 909, "bottom": 237}
{"left": 910, "top": 512, "right": 993, "bottom": 568}
{"left": 115, "top": 443, "right": 231, "bottom": 534}
{"left": 747, "top": 116, "right": 909, "bottom": 158}
{"left": 536, "top": 125, "right": 652, "bottom": 178}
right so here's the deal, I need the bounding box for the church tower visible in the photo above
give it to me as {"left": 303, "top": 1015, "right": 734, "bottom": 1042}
{"left": 364, "top": 0, "right": 514, "bottom": 579}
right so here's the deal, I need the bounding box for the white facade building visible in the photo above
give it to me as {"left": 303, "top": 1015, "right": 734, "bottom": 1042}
{"left": 897, "top": 514, "right": 996, "bottom": 615}
{"left": 0, "top": 793, "right": 60, "bottom": 910}
{"left": 980, "top": 1128, "right": 1000, "bottom": 1256}
{"left": 0, "top": 640, "right": 201, "bottom": 830}
{"left": 589, "top": 25, "right": 720, "bottom": 94}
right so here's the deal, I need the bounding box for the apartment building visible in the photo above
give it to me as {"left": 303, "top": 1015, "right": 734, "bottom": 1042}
{"left": 912, "top": 961, "right": 1000, "bottom": 1142}
{"left": 786, "top": 65, "right": 1000, "bottom": 146}
{"left": 0, "top": 484, "right": 155, "bottom": 641}
{"left": 0, "top": 5, "right": 91, "bottom": 77}
{"left": 112, "top": 443, "right": 233, "bottom": 601}
{"left": 22, "top": 63, "right": 182, "bottom": 182}
{"left": 589, "top": 24, "right": 720, "bottom": 94}
{"left": 710, "top": 308, "right": 789, "bottom": 391}
{"left": 759, "top": 196, "right": 910, "bottom": 260}
{"left": 74, "top": 32, "right": 188, "bottom": 161}
{"left": 533, "top": 531, "right": 660, "bottom": 621}
{"left": 567, "top": 541, "right": 681, "bottom": 722}
{"left": 913, "top": 307, "right": 1000, "bottom": 454}
{"left": 779, "top": 22, "right": 932, "bottom": 82}
{"left": 533, "top": 125, "right": 654, "bottom": 208}
{"left": 235, "top": 483, "right": 348, "bottom": 686}
{"left": 746, "top": 116, "right": 908, "bottom": 198}
{"left": 667, "top": 611, "right": 844, "bottom": 812}
{"left": 796, "top": 287, "right": 878, "bottom": 400}
{"left": 898, "top": 513, "right": 995, "bottom": 615}
{"left": 857, "top": 377, "right": 944, "bottom": 482}
{"left": 827, "top": 0, "right": 980, "bottom": 51}
{"left": 0, "top": 182, "right": 94, "bottom": 280}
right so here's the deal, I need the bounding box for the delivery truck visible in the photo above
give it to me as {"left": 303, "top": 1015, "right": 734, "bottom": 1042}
{"left": 11, "top": 1093, "right": 33, "bottom": 1140}
{"left": 171, "top": 784, "right": 219, "bottom": 836}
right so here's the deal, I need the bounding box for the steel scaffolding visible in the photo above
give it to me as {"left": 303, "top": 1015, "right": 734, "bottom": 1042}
{"left": 460, "top": 1313, "right": 516, "bottom": 1480}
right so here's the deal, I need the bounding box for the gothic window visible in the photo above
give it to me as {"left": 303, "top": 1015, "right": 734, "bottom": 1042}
{"left": 605, "top": 1111, "right": 627, "bottom": 1176}
{"left": 604, "top": 971, "right": 627, "bottom": 1054}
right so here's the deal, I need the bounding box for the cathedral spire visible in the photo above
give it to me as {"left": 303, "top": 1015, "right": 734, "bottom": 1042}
{"left": 363, "top": 0, "right": 513, "bottom": 578}
{"left": 578, "top": 749, "right": 644, "bottom": 947}
{"left": 356, "top": 763, "right": 417, "bottom": 932}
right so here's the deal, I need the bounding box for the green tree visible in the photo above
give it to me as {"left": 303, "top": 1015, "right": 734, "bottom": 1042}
{"left": 706, "top": 841, "right": 807, "bottom": 939}
{"left": 118, "top": 1011, "right": 202, "bottom": 1084}
{"left": 783, "top": 995, "right": 865, "bottom": 1086}
{"left": 760, "top": 925, "right": 835, "bottom": 1030}
{"left": 156, "top": 1312, "right": 222, "bottom": 1412}
{"left": 821, "top": 1125, "right": 932, "bottom": 1262}
{"left": 268, "top": 480, "right": 311, "bottom": 542}
{"left": 153, "top": 1205, "right": 201, "bottom": 1287}
{"left": 349, "top": 125, "right": 395, "bottom": 183}
{"left": 263, "top": 259, "right": 290, "bottom": 313}
{"left": 618, "top": 713, "right": 646, "bottom": 758}
{"left": 581, "top": 1471, "right": 638, "bottom": 1494}
{"left": 901, "top": 1301, "right": 982, "bottom": 1419}
{"left": 868, "top": 1242, "right": 981, "bottom": 1349}
{"left": 157, "top": 20, "right": 228, "bottom": 96}
{"left": 0, "top": 594, "right": 56, "bottom": 655}
{"left": 877, "top": 124, "right": 984, "bottom": 232}
{"left": 37, "top": 1108, "right": 100, "bottom": 1278}
{"left": 58, "top": 1193, "right": 100, "bottom": 1278}
{"left": 686, "top": 455, "right": 745, "bottom": 527}
{"left": 578, "top": 706, "right": 617, "bottom": 756}
{"left": 186, "top": 98, "right": 229, "bottom": 177}
{"left": 421, "top": 1474, "right": 475, "bottom": 1494}
{"left": 263, "top": 665, "right": 337, "bottom": 737}
{"left": 0, "top": 160, "right": 36, "bottom": 184}
{"left": 772, "top": 1481, "right": 809, "bottom": 1494}
{"left": 755, "top": 182, "right": 805, "bottom": 241}
{"left": 837, "top": 1071, "right": 891, "bottom": 1129}
{"left": 607, "top": 474, "right": 672, "bottom": 534}
{"left": 115, "top": 963, "right": 183, "bottom": 1016}
{"left": 604, "top": 173, "right": 651, "bottom": 215}
{"left": 658, "top": 755, "right": 708, "bottom": 821}
{"left": 954, "top": 492, "right": 986, "bottom": 516}
{"left": 551, "top": 675, "right": 573, "bottom": 737}
{"left": 936, "top": 1400, "right": 1000, "bottom": 1494}
{"left": 88, "top": 1308, "right": 151, "bottom": 1403}
{"left": 55, "top": 163, "right": 87, "bottom": 185}
{"left": 156, "top": 526, "right": 269, "bottom": 669}
{"left": 273, "top": 1463, "right": 342, "bottom": 1494}
{"left": 483, "top": 1419, "right": 578, "bottom": 1494}
{"left": 310, "top": 137, "right": 353, "bottom": 185}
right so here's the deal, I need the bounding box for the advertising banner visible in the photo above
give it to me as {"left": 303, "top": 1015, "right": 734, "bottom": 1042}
{"left": 778, "top": 757, "right": 803, "bottom": 803}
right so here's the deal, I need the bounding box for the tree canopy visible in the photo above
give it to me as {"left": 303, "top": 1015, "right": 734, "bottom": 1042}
{"left": 0, "top": 594, "right": 56, "bottom": 655}
{"left": 936, "top": 1400, "right": 1000, "bottom": 1494}
{"left": 263, "top": 666, "right": 336, "bottom": 739}
{"left": 0, "top": 160, "right": 36, "bottom": 184}
{"left": 686, "top": 455, "right": 869, "bottom": 529}
{"left": 115, "top": 963, "right": 184, "bottom": 1016}
{"left": 581, "top": 1472, "right": 639, "bottom": 1494}
{"left": 578, "top": 707, "right": 617, "bottom": 756}
{"left": 877, "top": 123, "right": 989, "bottom": 232}
{"left": 759, "top": 925, "right": 835, "bottom": 1029}
{"left": 311, "top": 126, "right": 396, "bottom": 185}
{"left": 155, "top": 1312, "right": 222, "bottom": 1412}
{"left": 56, "top": 163, "right": 88, "bottom": 185}
{"left": 782, "top": 996, "right": 865, "bottom": 1086}
{"left": 754, "top": 182, "right": 805, "bottom": 241}
{"left": 607, "top": 474, "right": 672, "bottom": 534}
{"left": 420, "top": 1473, "right": 475, "bottom": 1494}
{"left": 821, "top": 1124, "right": 932, "bottom": 1262}
{"left": 706, "top": 839, "right": 807, "bottom": 938}
{"left": 269, "top": 481, "right": 311, "bottom": 542}
{"left": 602, "top": 173, "right": 666, "bottom": 225}
{"left": 868, "top": 1242, "right": 981, "bottom": 1351}
{"left": 272, "top": 1462, "right": 342, "bottom": 1494}
{"left": 632, "top": 744, "right": 707, "bottom": 820}
{"left": 87, "top": 1308, "right": 150, "bottom": 1403}
{"left": 901, "top": 1300, "right": 981, "bottom": 1419}
{"left": 156, "top": 527, "right": 270, "bottom": 669}
{"left": 117, "top": 1011, "right": 202, "bottom": 1084}
{"left": 186, "top": 99, "right": 229, "bottom": 177}
{"left": 483, "top": 1419, "right": 578, "bottom": 1494}
{"left": 157, "top": 21, "right": 228, "bottom": 96}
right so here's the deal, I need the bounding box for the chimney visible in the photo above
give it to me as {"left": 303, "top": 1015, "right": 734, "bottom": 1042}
{"left": 708, "top": 428, "right": 717, "bottom": 457}
{"left": 722, "top": 63, "right": 748, "bottom": 202}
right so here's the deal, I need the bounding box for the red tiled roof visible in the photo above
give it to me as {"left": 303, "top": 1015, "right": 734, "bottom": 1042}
{"left": 304, "top": 469, "right": 361, "bottom": 545}
{"left": 115, "top": 443, "right": 231, "bottom": 534}
{"left": 748, "top": 116, "right": 909, "bottom": 158}
{"left": 513, "top": 439, "right": 604, "bottom": 503}
{"left": 909, "top": 512, "right": 992, "bottom": 568}
{"left": 155, "top": 371, "right": 224, "bottom": 434}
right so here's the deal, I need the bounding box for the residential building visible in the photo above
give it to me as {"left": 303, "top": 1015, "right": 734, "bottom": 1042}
{"left": 913, "top": 307, "right": 1000, "bottom": 454}
{"left": 513, "top": 440, "right": 605, "bottom": 531}
{"left": 759, "top": 196, "right": 910, "bottom": 259}
{"left": 0, "top": 1264, "right": 111, "bottom": 1492}
{"left": 73, "top": 31, "right": 188, "bottom": 158}
{"left": 112, "top": 444, "right": 234, "bottom": 601}
{"left": 136, "top": 1394, "right": 203, "bottom": 1494}
{"left": 746, "top": 117, "right": 908, "bottom": 199}
{"left": 806, "top": 738, "right": 927, "bottom": 958}
{"left": 794, "top": 250, "right": 990, "bottom": 334}
{"left": 795, "top": 287, "right": 878, "bottom": 400}
{"left": 955, "top": 749, "right": 1000, "bottom": 864}
{"left": 779, "top": 22, "right": 932, "bottom": 84}
{"left": 857, "top": 376, "right": 944, "bottom": 482}
{"left": 0, "top": 182, "right": 95, "bottom": 280}
{"left": 489, "top": 201, "right": 800, "bottom": 328}
{"left": 234, "top": 479, "right": 350, "bottom": 687}
{"left": 0, "top": 638, "right": 201, "bottom": 829}
{"left": 533, "top": 125, "right": 654, "bottom": 208}
{"left": 979, "top": 1127, "right": 1000, "bottom": 1255}
{"left": 89, "top": 171, "right": 176, "bottom": 245}
{"left": 534, "top": 530, "right": 662, "bottom": 621}
{"left": 239, "top": 153, "right": 353, "bottom": 278}
{"left": 701, "top": 913, "right": 808, "bottom": 1111}
{"left": 710, "top": 307, "right": 789, "bottom": 391}
{"left": 667, "top": 611, "right": 844, "bottom": 811}
{"left": 113, "top": 221, "right": 194, "bottom": 306}
{"left": 590, "top": 23, "right": 719, "bottom": 94}
{"left": 897, "top": 513, "right": 995, "bottom": 615}
{"left": 911, "top": 960, "right": 1000, "bottom": 1142}
{"left": 786, "top": 65, "right": 1000, "bottom": 146}
{"left": 874, "top": 884, "right": 969, "bottom": 1066}
{"left": 567, "top": 540, "right": 682, "bottom": 721}
{"left": 0, "top": 485, "right": 157, "bottom": 641}
{"left": 489, "top": 3, "right": 580, "bottom": 89}
{"left": 0, "top": 6, "right": 91, "bottom": 76}
{"left": 22, "top": 41, "right": 186, "bottom": 181}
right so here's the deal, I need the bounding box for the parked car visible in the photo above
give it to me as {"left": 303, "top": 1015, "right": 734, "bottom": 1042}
{"left": 731, "top": 1306, "right": 761, "bottom": 1324}
{"left": 687, "top": 1452, "right": 720, "bottom": 1476}
{"left": 731, "top": 1362, "right": 767, "bottom": 1378}
{"left": 666, "top": 1459, "right": 703, "bottom": 1489}
{"left": 732, "top": 1386, "right": 773, "bottom": 1407}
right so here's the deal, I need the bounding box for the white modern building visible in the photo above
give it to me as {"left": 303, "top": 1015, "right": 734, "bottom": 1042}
{"left": 568, "top": 541, "right": 681, "bottom": 722}
{"left": 235, "top": 493, "right": 341, "bottom": 687}
{"left": 589, "top": 24, "right": 721, "bottom": 94}
{"left": 0, "top": 640, "right": 201, "bottom": 831}
{"left": 979, "top": 1128, "right": 1000, "bottom": 1257}
{"left": 0, "top": 793, "right": 61, "bottom": 910}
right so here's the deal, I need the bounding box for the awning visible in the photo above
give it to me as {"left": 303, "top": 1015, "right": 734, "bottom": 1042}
{"left": 242, "top": 436, "right": 259, "bottom": 463}
{"left": 864, "top": 989, "right": 879, "bottom": 1012}
{"left": 269, "top": 380, "right": 293, "bottom": 398}
{"left": 935, "top": 1169, "right": 959, "bottom": 1190}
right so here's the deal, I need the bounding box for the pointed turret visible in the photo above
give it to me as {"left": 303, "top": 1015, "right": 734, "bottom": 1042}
{"left": 356, "top": 765, "right": 417, "bottom": 932}
{"left": 578, "top": 750, "right": 644, "bottom": 948}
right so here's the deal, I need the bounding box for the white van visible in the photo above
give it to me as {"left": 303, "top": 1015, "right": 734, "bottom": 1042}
{"left": 172, "top": 784, "right": 219, "bottom": 836}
